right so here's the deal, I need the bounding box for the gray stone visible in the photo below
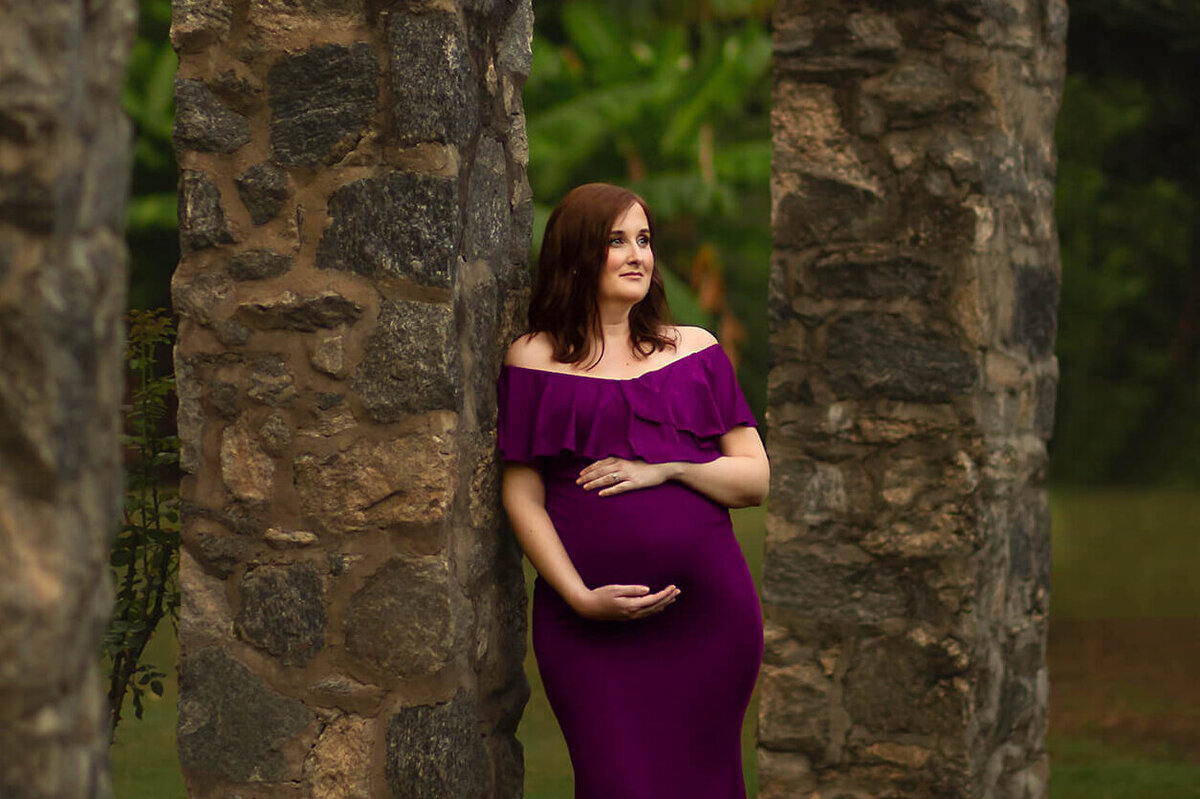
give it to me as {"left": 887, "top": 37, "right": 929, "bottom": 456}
{"left": 349, "top": 299, "right": 459, "bottom": 422}
{"left": 173, "top": 78, "right": 251, "bottom": 154}
{"left": 462, "top": 274, "right": 499, "bottom": 423}
{"left": 464, "top": 137, "right": 509, "bottom": 263}
{"left": 214, "top": 318, "right": 253, "bottom": 347}
{"left": 182, "top": 499, "right": 264, "bottom": 538}
{"left": 179, "top": 170, "right": 233, "bottom": 252}
{"left": 258, "top": 412, "right": 291, "bottom": 456}
{"left": 247, "top": 354, "right": 297, "bottom": 406}
{"left": 1010, "top": 265, "right": 1059, "bottom": 359}
{"left": 268, "top": 43, "right": 377, "bottom": 166}
{"left": 315, "top": 392, "right": 343, "bottom": 410}
{"left": 1034, "top": 374, "right": 1056, "bottom": 439}
{"left": 189, "top": 532, "right": 246, "bottom": 579}
{"left": 0, "top": 172, "right": 54, "bottom": 233}
{"left": 171, "top": 0, "right": 233, "bottom": 52}
{"left": 762, "top": 545, "right": 920, "bottom": 625}
{"left": 825, "top": 312, "right": 977, "bottom": 402}
{"left": 496, "top": 0, "right": 534, "bottom": 77}
{"left": 172, "top": 269, "right": 234, "bottom": 329}
{"left": 385, "top": 690, "right": 487, "bottom": 799}
{"left": 774, "top": 177, "right": 887, "bottom": 250}
{"left": 316, "top": 171, "right": 459, "bottom": 288}
{"left": 206, "top": 380, "right": 239, "bottom": 419}
{"left": 843, "top": 633, "right": 966, "bottom": 737}
{"left": 235, "top": 164, "right": 289, "bottom": 226}
{"left": 229, "top": 249, "right": 292, "bottom": 281}
{"left": 236, "top": 290, "right": 363, "bottom": 332}
{"left": 236, "top": 563, "right": 326, "bottom": 666}
{"left": 345, "top": 557, "right": 453, "bottom": 677}
{"left": 387, "top": 12, "right": 478, "bottom": 147}
{"left": 812, "top": 253, "right": 939, "bottom": 300}
{"left": 177, "top": 647, "right": 313, "bottom": 781}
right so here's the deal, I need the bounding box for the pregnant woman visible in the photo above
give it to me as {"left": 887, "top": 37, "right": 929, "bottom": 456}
{"left": 498, "top": 183, "right": 769, "bottom": 798}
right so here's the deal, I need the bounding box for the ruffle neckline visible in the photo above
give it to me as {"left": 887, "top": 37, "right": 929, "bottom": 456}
{"left": 497, "top": 343, "right": 756, "bottom": 466}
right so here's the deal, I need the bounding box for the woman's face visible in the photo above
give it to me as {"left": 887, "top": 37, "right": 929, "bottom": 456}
{"left": 596, "top": 202, "right": 654, "bottom": 306}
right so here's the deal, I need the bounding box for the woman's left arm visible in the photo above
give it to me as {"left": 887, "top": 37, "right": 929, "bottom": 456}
{"left": 577, "top": 425, "right": 769, "bottom": 508}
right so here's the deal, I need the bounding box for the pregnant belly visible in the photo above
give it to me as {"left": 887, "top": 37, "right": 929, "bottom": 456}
{"left": 543, "top": 471, "right": 744, "bottom": 593}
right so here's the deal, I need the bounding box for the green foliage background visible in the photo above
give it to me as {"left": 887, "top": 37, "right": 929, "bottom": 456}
{"left": 107, "top": 1, "right": 1200, "bottom": 794}
{"left": 121, "top": 0, "right": 1200, "bottom": 485}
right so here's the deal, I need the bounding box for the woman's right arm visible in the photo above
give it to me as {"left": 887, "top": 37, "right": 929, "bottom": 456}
{"left": 501, "top": 462, "right": 679, "bottom": 621}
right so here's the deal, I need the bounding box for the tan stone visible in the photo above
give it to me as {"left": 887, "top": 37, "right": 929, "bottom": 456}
{"left": 178, "top": 549, "right": 233, "bottom": 644}
{"left": 864, "top": 741, "right": 933, "bottom": 769}
{"left": 294, "top": 434, "right": 456, "bottom": 534}
{"left": 302, "top": 715, "right": 372, "bottom": 799}
{"left": 757, "top": 662, "right": 832, "bottom": 753}
{"left": 176, "top": 353, "right": 205, "bottom": 474}
{"left": 170, "top": 271, "right": 234, "bottom": 328}
{"left": 298, "top": 405, "right": 357, "bottom": 438}
{"left": 220, "top": 422, "right": 275, "bottom": 503}
{"left": 308, "top": 675, "right": 386, "bottom": 715}
{"left": 756, "top": 749, "right": 817, "bottom": 798}
{"left": 310, "top": 334, "right": 345, "bottom": 377}
{"left": 263, "top": 528, "right": 318, "bottom": 548}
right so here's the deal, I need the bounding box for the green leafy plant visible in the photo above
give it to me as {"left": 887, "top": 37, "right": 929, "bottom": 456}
{"left": 526, "top": 0, "right": 774, "bottom": 413}
{"left": 104, "top": 308, "right": 180, "bottom": 735}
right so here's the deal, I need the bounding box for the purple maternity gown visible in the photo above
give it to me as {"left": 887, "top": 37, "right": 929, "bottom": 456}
{"left": 497, "top": 342, "right": 764, "bottom": 799}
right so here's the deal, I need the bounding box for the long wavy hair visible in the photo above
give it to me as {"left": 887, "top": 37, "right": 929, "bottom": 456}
{"left": 528, "top": 183, "right": 675, "bottom": 367}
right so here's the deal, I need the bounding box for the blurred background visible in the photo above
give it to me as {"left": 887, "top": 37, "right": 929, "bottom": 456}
{"left": 113, "top": 0, "right": 1200, "bottom": 796}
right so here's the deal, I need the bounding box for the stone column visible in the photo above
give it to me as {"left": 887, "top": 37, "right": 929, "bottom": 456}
{"left": 760, "top": 2, "right": 1066, "bottom": 797}
{"left": 170, "top": 1, "right": 533, "bottom": 796}
{"left": 0, "top": 2, "right": 136, "bottom": 798}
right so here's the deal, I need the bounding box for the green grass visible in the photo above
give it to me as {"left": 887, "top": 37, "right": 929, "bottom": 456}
{"left": 111, "top": 490, "right": 1200, "bottom": 798}
{"left": 1049, "top": 486, "right": 1200, "bottom": 618}
{"left": 1049, "top": 736, "right": 1200, "bottom": 799}
{"left": 109, "top": 620, "right": 184, "bottom": 798}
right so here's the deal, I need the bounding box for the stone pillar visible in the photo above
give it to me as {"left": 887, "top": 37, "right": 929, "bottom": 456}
{"left": 760, "top": 2, "right": 1065, "bottom": 797}
{"left": 0, "top": 2, "right": 136, "bottom": 798}
{"left": 170, "top": 1, "right": 533, "bottom": 796}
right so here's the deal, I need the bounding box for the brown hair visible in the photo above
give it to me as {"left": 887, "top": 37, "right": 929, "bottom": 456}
{"left": 528, "top": 183, "right": 675, "bottom": 367}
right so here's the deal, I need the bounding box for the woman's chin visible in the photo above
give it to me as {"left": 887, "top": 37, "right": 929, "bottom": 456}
{"left": 600, "top": 288, "right": 651, "bottom": 306}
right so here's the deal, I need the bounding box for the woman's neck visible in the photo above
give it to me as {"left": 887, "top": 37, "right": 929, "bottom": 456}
{"left": 595, "top": 303, "right": 636, "bottom": 357}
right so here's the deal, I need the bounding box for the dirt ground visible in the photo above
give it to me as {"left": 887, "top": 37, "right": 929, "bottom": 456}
{"left": 1049, "top": 618, "right": 1200, "bottom": 762}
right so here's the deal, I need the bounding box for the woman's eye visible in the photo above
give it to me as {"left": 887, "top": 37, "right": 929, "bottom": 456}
{"left": 638, "top": 236, "right": 651, "bottom": 246}
{"left": 609, "top": 237, "right": 623, "bottom": 246}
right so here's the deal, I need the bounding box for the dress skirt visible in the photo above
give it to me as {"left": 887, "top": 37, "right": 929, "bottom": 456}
{"left": 532, "top": 457, "right": 762, "bottom": 799}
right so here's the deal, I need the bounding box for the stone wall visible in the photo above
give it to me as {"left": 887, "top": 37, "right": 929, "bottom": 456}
{"left": 0, "top": 2, "right": 137, "bottom": 798}
{"left": 761, "top": 1, "right": 1066, "bottom": 797}
{"left": 170, "top": 1, "right": 533, "bottom": 796}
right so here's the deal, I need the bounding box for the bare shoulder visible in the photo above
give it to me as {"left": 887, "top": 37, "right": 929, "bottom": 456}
{"left": 667, "top": 325, "right": 719, "bottom": 355}
{"left": 504, "top": 331, "right": 556, "bottom": 369}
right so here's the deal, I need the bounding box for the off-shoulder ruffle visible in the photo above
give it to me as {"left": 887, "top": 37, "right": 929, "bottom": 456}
{"left": 496, "top": 343, "right": 756, "bottom": 466}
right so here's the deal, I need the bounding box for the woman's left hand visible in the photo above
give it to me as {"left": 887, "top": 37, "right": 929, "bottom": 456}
{"left": 577, "top": 457, "right": 673, "bottom": 497}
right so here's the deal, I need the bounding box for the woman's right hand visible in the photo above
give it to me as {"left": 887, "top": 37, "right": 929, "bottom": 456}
{"left": 570, "top": 583, "right": 680, "bottom": 621}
